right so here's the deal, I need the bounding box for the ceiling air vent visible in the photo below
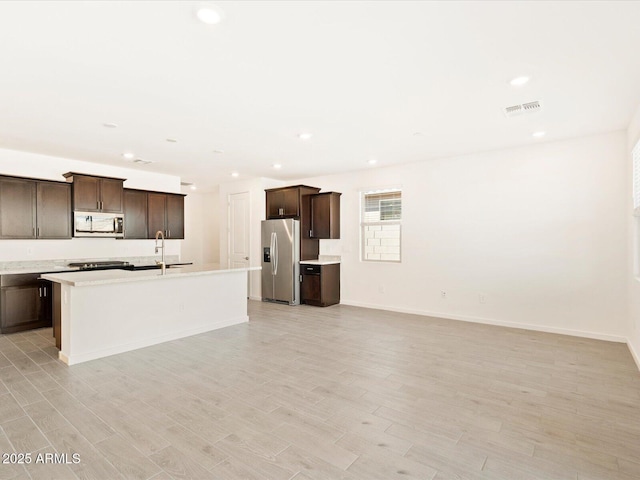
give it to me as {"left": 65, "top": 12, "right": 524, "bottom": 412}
{"left": 503, "top": 100, "right": 542, "bottom": 118}
{"left": 133, "top": 158, "right": 153, "bottom": 165}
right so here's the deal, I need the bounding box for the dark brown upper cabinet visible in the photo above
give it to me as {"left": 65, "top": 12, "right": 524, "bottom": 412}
{"left": 0, "top": 177, "right": 36, "bottom": 239}
{"left": 123, "top": 189, "right": 148, "bottom": 239}
{"left": 311, "top": 192, "right": 341, "bottom": 239}
{"left": 0, "top": 176, "right": 71, "bottom": 239}
{"left": 265, "top": 185, "right": 320, "bottom": 219}
{"left": 147, "top": 192, "right": 185, "bottom": 239}
{"left": 63, "top": 172, "right": 125, "bottom": 213}
{"left": 36, "top": 182, "right": 72, "bottom": 239}
{"left": 265, "top": 185, "right": 321, "bottom": 260}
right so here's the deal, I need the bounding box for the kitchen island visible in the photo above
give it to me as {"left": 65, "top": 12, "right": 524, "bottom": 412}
{"left": 42, "top": 264, "right": 260, "bottom": 365}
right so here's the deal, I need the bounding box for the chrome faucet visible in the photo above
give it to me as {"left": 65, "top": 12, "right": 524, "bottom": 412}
{"left": 154, "top": 230, "right": 166, "bottom": 275}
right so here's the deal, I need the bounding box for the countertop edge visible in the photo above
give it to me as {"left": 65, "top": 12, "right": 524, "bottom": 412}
{"left": 299, "top": 260, "right": 341, "bottom": 265}
{"left": 42, "top": 266, "right": 261, "bottom": 287}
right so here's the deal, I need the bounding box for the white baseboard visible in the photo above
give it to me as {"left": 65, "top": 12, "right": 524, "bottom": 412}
{"left": 60, "top": 316, "right": 248, "bottom": 366}
{"left": 249, "top": 295, "right": 262, "bottom": 301}
{"left": 340, "top": 300, "right": 627, "bottom": 344}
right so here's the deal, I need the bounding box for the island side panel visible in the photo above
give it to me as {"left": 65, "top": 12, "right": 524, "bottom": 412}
{"left": 60, "top": 270, "right": 248, "bottom": 365}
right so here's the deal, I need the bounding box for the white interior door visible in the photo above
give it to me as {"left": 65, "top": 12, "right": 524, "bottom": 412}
{"left": 228, "top": 192, "right": 251, "bottom": 294}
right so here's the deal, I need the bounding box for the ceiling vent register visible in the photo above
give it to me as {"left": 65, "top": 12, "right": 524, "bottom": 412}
{"left": 503, "top": 100, "right": 542, "bottom": 118}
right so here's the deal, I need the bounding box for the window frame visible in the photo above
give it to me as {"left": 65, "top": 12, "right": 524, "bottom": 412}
{"left": 360, "top": 187, "right": 402, "bottom": 263}
{"left": 634, "top": 139, "right": 640, "bottom": 216}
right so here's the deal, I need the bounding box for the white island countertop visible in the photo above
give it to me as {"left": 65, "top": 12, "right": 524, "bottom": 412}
{"left": 43, "top": 263, "right": 258, "bottom": 365}
{"left": 42, "top": 264, "right": 261, "bottom": 287}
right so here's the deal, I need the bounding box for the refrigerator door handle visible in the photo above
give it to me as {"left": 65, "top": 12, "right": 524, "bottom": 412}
{"left": 270, "top": 232, "right": 276, "bottom": 275}
{"left": 270, "top": 232, "right": 274, "bottom": 274}
{"left": 273, "top": 232, "right": 278, "bottom": 276}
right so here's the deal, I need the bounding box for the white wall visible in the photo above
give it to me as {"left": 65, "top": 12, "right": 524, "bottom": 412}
{"left": 181, "top": 188, "right": 220, "bottom": 265}
{"left": 0, "top": 147, "right": 182, "bottom": 261}
{"left": 627, "top": 105, "right": 640, "bottom": 367}
{"left": 218, "top": 177, "right": 283, "bottom": 299}
{"left": 295, "top": 131, "right": 628, "bottom": 341}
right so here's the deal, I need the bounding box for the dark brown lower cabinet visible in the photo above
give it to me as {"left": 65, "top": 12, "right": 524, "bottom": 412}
{"left": 300, "top": 263, "right": 340, "bottom": 307}
{"left": 0, "top": 274, "right": 52, "bottom": 334}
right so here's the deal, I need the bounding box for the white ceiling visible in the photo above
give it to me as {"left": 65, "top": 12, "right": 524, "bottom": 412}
{"left": 1, "top": 1, "right": 640, "bottom": 191}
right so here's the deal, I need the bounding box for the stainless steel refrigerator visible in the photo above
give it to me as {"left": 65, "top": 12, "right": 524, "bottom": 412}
{"left": 261, "top": 219, "right": 300, "bottom": 305}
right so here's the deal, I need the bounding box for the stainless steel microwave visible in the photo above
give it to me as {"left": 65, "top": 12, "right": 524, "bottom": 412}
{"left": 73, "top": 212, "right": 124, "bottom": 238}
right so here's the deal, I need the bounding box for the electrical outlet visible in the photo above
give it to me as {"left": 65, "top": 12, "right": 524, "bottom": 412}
{"left": 441, "top": 290, "right": 447, "bottom": 299}
{"left": 26, "top": 246, "right": 33, "bottom": 256}
{"left": 479, "top": 294, "right": 486, "bottom": 304}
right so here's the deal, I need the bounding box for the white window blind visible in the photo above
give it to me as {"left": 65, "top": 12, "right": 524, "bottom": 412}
{"left": 361, "top": 189, "right": 402, "bottom": 262}
{"left": 634, "top": 139, "right": 640, "bottom": 216}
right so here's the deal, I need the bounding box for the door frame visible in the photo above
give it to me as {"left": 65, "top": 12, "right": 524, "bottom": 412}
{"left": 227, "top": 191, "right": 251, "bottom": 296}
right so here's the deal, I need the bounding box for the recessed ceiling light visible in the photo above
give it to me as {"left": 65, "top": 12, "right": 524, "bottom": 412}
{"left": 166, "top": 138, "right": 178, "bottom": 143}
{"left": 298, "top": 133, "right": 312, "bottom": 141}
{"left": 190, "top": 185, "right": 197, "bottom": 191}
{"left": 367, "top": 159, "right": 378, "bottom": 165}
{"left": 413, "top": 132, "right": 422, "bottom": 137}
{"left": 532, "top": 131, "right": 546, "bottom": 138}
{"left": 122, "top": 152, "right": 135, "bottom": 160}
{"left": 196, "top": 4, "right": 223, "bottom": 25}
{"left": 213, "top": 149, "right": 224, "bottom": 154}
{"left": 509, "top": 76, "right": 530, "bottom": 87}
{"left": 103, "top": 122, "right": 118, "bottom": 128}
{"left": 273, "top": 164, "right": 282, "bottom": 169}
{"left": 231, "top": 172, "right": 239, "bottom": 177}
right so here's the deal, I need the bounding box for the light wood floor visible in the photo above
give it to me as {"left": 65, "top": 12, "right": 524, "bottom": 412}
{"left": 1, "top": 300, "right": 639, "bottom": 480}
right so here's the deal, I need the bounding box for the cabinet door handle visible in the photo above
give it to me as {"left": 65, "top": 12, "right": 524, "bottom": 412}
{"left": 37, "top": 227, "right": 40, "bottom": 237}
{"left": 39, "top": 287, "right": 42, "bottom": 297}
{"left": 168, "top": 230, "right": 171, "bottom": 238}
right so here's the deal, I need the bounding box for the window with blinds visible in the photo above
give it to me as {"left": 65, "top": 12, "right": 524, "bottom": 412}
{"left": 634, "top": 139, "right": 640, "bottom": 216}
{"left": 361, "top": 188, "right": 402, "bottom": 262}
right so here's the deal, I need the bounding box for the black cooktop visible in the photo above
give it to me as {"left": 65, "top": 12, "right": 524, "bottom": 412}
{"left": 67, "top": 261, "right": 131, "bottom": 271}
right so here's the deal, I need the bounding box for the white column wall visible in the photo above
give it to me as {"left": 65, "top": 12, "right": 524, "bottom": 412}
{"left": 181, "top": 188, "right": 220, "bottom": 265}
